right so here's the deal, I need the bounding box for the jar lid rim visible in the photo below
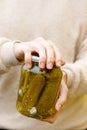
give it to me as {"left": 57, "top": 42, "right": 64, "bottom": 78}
{"left": 32, "top": 56, "right": 39, "bottom": 63}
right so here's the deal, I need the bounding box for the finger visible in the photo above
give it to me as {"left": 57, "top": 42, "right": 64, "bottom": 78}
{"left": 40, "top": 40, "right": 55, "bottom": 69}
{"left": 35, "top": 38, "right": 55, "bottom": 69}
{"left": 38, "top": 46, "right": 46, "bottom": 69}
{"left": 31, "top": 43, "right": 46, "bottom": 69}
{"left": 55, "top": 82, "right": 68, "bottom": 111}
{"left": 53, "top": 46, "right": 64, "bottom": 67}
{"left": 24, "top": 49, "right": 32, "bottom": 68}
{"left": 46, "top": 44, "right": 55, "bottom": 69}
{"left": 46, "top": 40, "right": 64, "bottom": 67}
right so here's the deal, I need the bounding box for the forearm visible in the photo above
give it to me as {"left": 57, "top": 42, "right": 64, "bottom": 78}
{"left": 0, "top": 37, "right": 20, "bottom": 74}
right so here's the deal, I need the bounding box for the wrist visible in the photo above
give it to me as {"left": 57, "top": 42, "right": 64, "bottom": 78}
{"left": 0, "top": 41, "right": 21, "bottom": 67}
{"left": 14, "top": 41, "right": 24, "bottom": 62}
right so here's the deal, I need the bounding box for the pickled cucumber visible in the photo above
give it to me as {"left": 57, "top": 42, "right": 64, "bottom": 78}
{"left": 19, "top": 69, "right": 26, "bottom": 87}
{"left": 17, "top": 70, "right": 35, "bottom": 102}
{"left": 19, "top": 74, "right": 45, "bottom": 117}
{"left": 35, "top": 67, "right": 62, "bottom": 119}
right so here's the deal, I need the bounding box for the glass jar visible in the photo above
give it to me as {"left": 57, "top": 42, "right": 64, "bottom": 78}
{"left": 16, "top": 56, "right": 62, "bottom": 119}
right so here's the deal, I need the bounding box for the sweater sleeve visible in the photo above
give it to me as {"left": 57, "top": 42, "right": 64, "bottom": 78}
{"left": 62, "top": 37, "right": 87, "bottom": 97}
{"left": 0, "top": 37, "right": 21, "bottom": 74}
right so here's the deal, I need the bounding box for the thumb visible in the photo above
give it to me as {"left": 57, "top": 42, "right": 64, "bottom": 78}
{"left": 55, "top": 80, "right": 68, "bottom": 111}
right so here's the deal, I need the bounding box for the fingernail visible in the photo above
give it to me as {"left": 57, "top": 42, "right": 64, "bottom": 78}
{"left": 56, "top": 61, "right": 61, "bottom": 67}
{"left": 26, "top": 63, "right": 31, "bottom": 68}
{"left": 47, "top": 62, "right": 53, "bottom": 69}
{"left": 40, "top": 62, "right": 45, "bottom": 68}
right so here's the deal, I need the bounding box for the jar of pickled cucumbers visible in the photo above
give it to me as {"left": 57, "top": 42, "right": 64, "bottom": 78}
{"left": 16, "top": 56, "right": 62, "bottom": 120}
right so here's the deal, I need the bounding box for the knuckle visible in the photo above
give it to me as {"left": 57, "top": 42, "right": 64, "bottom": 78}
{"left": 37, "top": 37, "right": 44, "bottom": 42}
{"left": 47, "top": 43, "right": 52, "bottom": 48}
{"left": 25, "top": 48, "right": 30, "bottom": 53}
{"left": 47, "top": 39, "right": 54, "bottom": 45}
{"left": 48, "top": 59, "right": 54, "bottom": 64}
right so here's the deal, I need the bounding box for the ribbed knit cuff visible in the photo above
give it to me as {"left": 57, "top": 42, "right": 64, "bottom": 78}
{"left": 0, "top": 40, "right": 21, "bottom": 67}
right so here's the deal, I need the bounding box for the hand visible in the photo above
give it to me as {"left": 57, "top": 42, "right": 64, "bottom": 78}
{"left": 14, "top": 37, "right": 65, "bottom": 69}
{"left": 42, "top": 72, "right": 68, "bottom": 123}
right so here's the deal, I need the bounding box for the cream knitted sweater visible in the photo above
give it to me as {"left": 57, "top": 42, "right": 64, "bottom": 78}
{"left": 0, "top": 0, "right": 87, "bottom": 130}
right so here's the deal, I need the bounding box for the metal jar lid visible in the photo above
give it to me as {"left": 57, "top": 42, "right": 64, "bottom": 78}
{"left": 31, "top": 56, "right": 39, "bottom": 63}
